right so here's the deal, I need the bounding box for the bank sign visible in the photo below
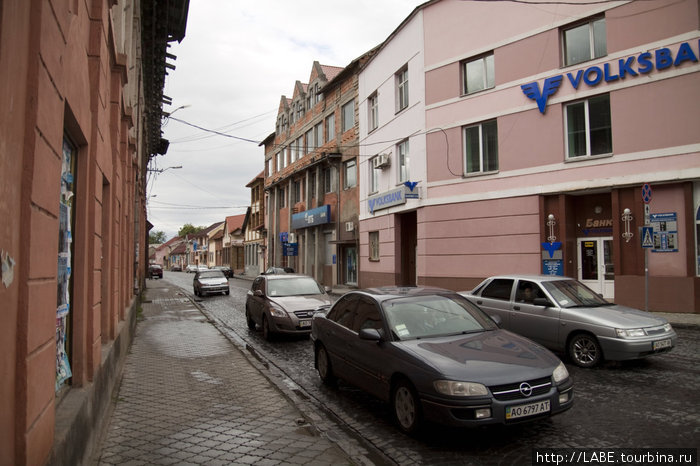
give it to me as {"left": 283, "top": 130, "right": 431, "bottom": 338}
{"left": 291, "top": 204, "right": 331, "bottom": 230}
{"left": 522, "top": 40, "right": 699, "bottom": 114}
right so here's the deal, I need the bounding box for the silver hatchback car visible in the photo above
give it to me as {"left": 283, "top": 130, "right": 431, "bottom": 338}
{"left": 461, "top": 275, "right": 677, "bottom": 367}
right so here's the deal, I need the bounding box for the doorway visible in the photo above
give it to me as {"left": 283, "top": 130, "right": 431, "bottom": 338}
{"left": 399, "top": 211, "right": 417, "bottom": 286}
{"left": 577, "top": 237, "right": 614, "bottom": 298}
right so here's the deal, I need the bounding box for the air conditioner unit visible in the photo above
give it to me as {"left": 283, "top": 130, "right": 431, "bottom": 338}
{"left": 345, "top": 222, "right": 354, "bottom": 232}
{"left": 372, "top": 153, "right": 390, "bottom": 169}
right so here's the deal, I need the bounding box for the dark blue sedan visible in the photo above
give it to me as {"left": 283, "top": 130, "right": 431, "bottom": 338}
{"left": 311, "top": 287, "right": 573, "bottom": 434}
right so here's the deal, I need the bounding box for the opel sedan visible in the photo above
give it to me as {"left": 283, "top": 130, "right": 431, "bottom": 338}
{"left": 246, "top": 274, "right": 331, "bottom": 340}
{"left": 461, "top": 275, "right": 677, "bottom": 367}
{"left": 311, "top": 287, "right": 573, "bottom": 434}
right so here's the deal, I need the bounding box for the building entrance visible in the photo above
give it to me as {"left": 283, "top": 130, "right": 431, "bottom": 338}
{"left": 577, "top": 237, "right": 614, "bottom": 299}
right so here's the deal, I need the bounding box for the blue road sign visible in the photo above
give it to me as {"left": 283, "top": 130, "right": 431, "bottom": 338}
{"left": 641, "top": 226, "right": 653, "bottom": 248}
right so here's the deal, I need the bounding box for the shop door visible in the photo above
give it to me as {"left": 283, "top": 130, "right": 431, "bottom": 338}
{"left": 577, "top": 237, "right": 614, "bottom": 299}
{"left": 345, "top": 246, "right": 357, "bottom": 286}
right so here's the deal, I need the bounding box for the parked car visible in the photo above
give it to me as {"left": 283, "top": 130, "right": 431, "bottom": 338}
{"left": 311, "top": 287, "right": 573, "bottom": 434}
{"left": 246, "top": 274, "right": 331, "bottom": 340}
{"left": 211, "top": 265, "right": 233, "bottom": 278}
{"left": 170, "top": 264, "right": 182, "bottom": 272}
{"left": 186, "top": 264, "right": 198, "bottom": 273}
{"left": 148, "top": 264, "right": 163, "bottom": 279}
{"left": 461, "top": 275, "right": 677, "bottom": 367}
{"left": 262, "top": 266, "right": 294, "bottom": 274}
{"left": 193, "top": 269, "right": 230, "bottom": 297}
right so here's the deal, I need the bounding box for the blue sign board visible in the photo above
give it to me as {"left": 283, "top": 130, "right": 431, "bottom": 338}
{"left": 291, "top": 205, "right": 331, "bottom": 230}
{"left": 543, "top": 259, "right": 563, "bottom": 276}
{"left": 523, "top": 40, "right": 699, "bottom": 113}
{"left": 368, "top": 186, "right": 406, "bottom": 214}
{"left": 641, "top": 226, "right": 654, "bottom": 248}
{"left": 283, "top": 243, "right": 298, "bottom": 257}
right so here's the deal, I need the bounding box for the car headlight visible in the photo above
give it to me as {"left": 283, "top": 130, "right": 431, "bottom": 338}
{"left": 616, "top": 328, "right": 646, "bottom": 338}
{"left": 663, "top": 323, "right": 672, "bottom": 332}
{"left": 269, "top": 303, "right": 288, "bottom": 318}
{"left": 552, "top": 362, "right": 569, "bottom": 383}
{"left": 434, "top": 380, "right": 488, "bottom": 397}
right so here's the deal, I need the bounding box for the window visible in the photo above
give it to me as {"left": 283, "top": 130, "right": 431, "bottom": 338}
{"left": 463, "top": 53, "right": 494, "bottom": 94}
{"left": 305, "top": 128, "right": 314, "bottom": 154}
{"left": 293, "top": 180, "right": 301, "bottom": 204}
{"left": 352, "top": 298, "right": 382, "bottom": 333}
{"left": 515, "top": 280, "right": 547, "bottom": 304}
{"left": 481, "top": 279, "right": 514, "bottom": 301}
{"left": 342, "top": 100, "right": 355, "bottom": 133}
{"left": 396, "top": 66, "right": 409, "bottom": 112}
{"left": 325, "top": 114, "right": 335, "bottom": 142}
{"left": 315, "top": 84, "right": 322, "bottom": 103}
{"left": 322, "top": 166, "right": 334, "bottom": 193}
{"left": 276, "top": 151, "right": 285, "bottom": 171}
{"left": 369, "top": 157, "right": 380, "bottom": 194}
{"left": 565, "top": 94, "right": 612, "bottom": 158}
{"left": 563, "top": 17, "right": 606, "bottom": 66}
{"left": 295, "top": 137, "right": 303, "bottom": 161}
{"left": 309, "top": 170, "right": 316, "bottom": 202}
{"left": 327, "top": 295, "right": 358, "bottom": 329}
{"left": 397, "top": 139, "right": 409, "bottom": 183}
{"left": 368, "top": 93, "right": 378, "bottom": 132}
{"left": 696, "top": 205, "right": 700, "bottom": 275}
{"left": 464, "top": 119, "right": 498, "bottom": 174}
{"left": 344, "top": 159, "right": 357, "bottom": 189}
{"left": 314, "top": 122, "right": 323, "bottom": 148}
{"left": 369, "top": 231, "right": 380, "bottom": 261}
{"left": 278, "top": 187, "right": 286, "bottom": 208}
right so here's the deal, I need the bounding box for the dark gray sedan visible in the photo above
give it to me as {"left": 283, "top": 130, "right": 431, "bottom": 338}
{"left": 461, "top": 275, "right": 677, "bottom": 367}
{"left": 311, "top": 287, "right": 573, "bottom": 434}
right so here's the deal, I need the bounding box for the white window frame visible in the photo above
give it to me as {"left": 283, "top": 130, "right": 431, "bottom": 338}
{"left": 344, "top": 159, "right": 357, "bottom": 189}
{"left": 563, "top": 17, "right": 607, "bottom": 67}
{"left": 397, "top": 139, "right": 409, "bottom": 183}
{"left": 341, "top": 100, "right": 355, "bottom": 133}
{"left": 564, "top": 94, "right": 612, "bottom": 159}
{"left": 325, "top": 114, "right": 335, "bottom": 142}
{"left": 369, "top": 157, "right": 380, "bottom": 194}
{"left": 463, "top": 120, "right": 498, "bottom": 175}
{"left": 463, "top": 53, "right": 494, "bottom": 95}
{"left": 368, "top": 92, "right": 378, "bottom": 132}
{"left": 396, "top": 66, "right": 409, "bottom": 112}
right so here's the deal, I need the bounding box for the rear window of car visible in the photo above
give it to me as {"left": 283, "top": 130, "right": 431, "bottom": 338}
{"left": 199, "top": 271, "right": 224, "bottom": 279}
{"left": 480, "top": 279, "right": 514, "bottom": 301}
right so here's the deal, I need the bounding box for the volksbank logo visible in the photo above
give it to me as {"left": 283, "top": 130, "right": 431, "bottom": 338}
{"left": 522, "top": 40, "right": 699, "bottom": 114}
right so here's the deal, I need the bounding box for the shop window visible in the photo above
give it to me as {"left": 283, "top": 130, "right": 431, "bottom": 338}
{"left": 565, "top": 94, "right": 612, "bottom": 158}
{"left": 369, "top": 231, "right": 380, "bottom": 261}
{"left": 563, "top": 17, "right": 606, "bottom": 67}
{"left": 463, "top": 119, "right": 498, "bottom": 174}
{"left": 463, "top": 53, "right": 494, "bottom": 95}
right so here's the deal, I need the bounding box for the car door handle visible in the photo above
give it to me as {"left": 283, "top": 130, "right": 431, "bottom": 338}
{"left": 476, "top": 300, "right": 483, "bottom": 305}
{"left": 513, "top": 305, "right": 521, "bottom": 311}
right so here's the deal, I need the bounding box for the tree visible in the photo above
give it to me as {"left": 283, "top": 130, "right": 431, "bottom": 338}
{"left": 149, "top": 230, "right": 166, "bottom": 244}
{"left": 178, "top": 223, "right": 204, "bottom": 237}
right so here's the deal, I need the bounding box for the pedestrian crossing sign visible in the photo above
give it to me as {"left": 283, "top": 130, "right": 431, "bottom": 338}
{"left": 641, "top": 226, "right": 653, "bottom": 248}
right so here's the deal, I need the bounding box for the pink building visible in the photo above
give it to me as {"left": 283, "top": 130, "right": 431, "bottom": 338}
{"left": 359, "top": 0, "right": 700, "bottom": 313}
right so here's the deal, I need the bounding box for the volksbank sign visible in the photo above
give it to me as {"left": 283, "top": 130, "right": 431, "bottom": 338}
{"left": 522, "top": 40, "right": 699, "bottom": 114}
{"left": 368, "top": 187, "right": 406, "bottom": 214}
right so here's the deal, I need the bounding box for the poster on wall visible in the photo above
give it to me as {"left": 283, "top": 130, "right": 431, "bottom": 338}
{"left": 650, "top": 212, "right": 678, "bottom": 253}
{"left": 56, "top": 137, "right": 75, "bottom": 390}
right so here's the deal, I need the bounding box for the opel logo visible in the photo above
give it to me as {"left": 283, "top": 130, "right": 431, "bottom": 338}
{"left": 519, "top": 382, "right": 533, "bottom": 397}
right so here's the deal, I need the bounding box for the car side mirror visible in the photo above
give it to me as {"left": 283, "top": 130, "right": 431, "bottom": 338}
{"left": 254, "top": 290, "right": 264, "bottom": 297}
{"left": 533, "top": 298, "right": 552, "bottom": 307}
{"left": 359, "top": 328, "right": 382, "bottom": 342}
{"left": 489, "top": 314, "right": 503, "bottom": 326}
{"left": 324, "top": 286, "right": 332, "bottom": 294}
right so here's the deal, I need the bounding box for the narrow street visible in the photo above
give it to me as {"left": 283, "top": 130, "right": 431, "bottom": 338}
{"left": 164, "top": 272, "right": 700, "bottom": 465}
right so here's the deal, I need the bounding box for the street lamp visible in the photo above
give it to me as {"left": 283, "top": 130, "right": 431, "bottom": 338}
{"left": 162, "top": 104, "right": 190, "bottom": 118}
{"left": 622, "top": 208, "right": 634, "bottom": 242}
{"left": 147, "top": 165, "right": 182, "bottom": 173}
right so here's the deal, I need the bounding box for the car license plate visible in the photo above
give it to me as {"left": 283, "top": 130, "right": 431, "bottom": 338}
{"left": 653, "top": 339, "right": 672, "bottom": 350}
{"left": 299, "top": 320, "right": 311, "bottom": 328}
{"left": 506, "top": 400, "right": 550, "bottom": 420}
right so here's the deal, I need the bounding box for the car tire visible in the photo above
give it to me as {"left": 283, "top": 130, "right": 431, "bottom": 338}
{"left": 568, "top": 333, "right": 603, "bottom": 368}
{"left": 392, "top": 378, "right": 422, "bottom": 435}
{"left": 225, "top": 289, "right": 230, "bottom": 295}
{"left": 315, "top": 344, "right": 336, "bottom": 386}
{"left": 245, "top": 307, "right": 256, "bottom": 330}
{"left": 262, "top": 315, "right": 274, "bottom": 341}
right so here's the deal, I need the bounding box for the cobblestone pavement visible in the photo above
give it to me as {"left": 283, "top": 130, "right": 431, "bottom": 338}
{"left": 92, "top": 279, "right": 360, "bottom": 466}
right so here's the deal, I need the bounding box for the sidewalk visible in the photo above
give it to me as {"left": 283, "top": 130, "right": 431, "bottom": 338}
{"left": 92, "top": 279, "right": 361, "bottom": 466}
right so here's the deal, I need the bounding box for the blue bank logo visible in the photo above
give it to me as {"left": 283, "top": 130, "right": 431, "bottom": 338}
{"left": 522, "top": 40, "right": 699, "bottom": 114}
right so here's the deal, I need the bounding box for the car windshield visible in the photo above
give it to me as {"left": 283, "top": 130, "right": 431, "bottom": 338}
{"left": 381, "top": 294, "right": 497, "bottom": 340}
{"left": 198, "top": 271, "right": 224, "bottom": 279}
{"left": 267, "top": 277, "right": 324, "bottom": 297}
{"left": 542, "top": 280, "right": 610, "bottom": 308}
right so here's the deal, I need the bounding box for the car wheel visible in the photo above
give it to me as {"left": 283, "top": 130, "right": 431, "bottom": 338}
{"left": 225, "top": 289, "right": 230, "bottom": 295}
{"left": 392, "top": 378, "right": 422, "bottom": 435}
{"left": 262, "top": 315, "right": 274, "bottom": 341}
{"left": 315, "top": 344, "right": 336, "bottom": 386}
{"left": 245, "top": 307, "right": 256, "bottom": 330}
{"left": 568, "top": 333, "right": 603, "bottom": 368}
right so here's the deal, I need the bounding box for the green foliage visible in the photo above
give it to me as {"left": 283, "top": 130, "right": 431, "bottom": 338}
{"left": 178, "top": 223, "right": 204, "bottom": 237}
{"left": 149, "top": 230, "right": 166, "bottom": 244}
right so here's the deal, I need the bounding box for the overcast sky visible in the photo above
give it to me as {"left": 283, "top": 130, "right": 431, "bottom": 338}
{"left": 148, "top": 0, "right": 426, "bottom": 239}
